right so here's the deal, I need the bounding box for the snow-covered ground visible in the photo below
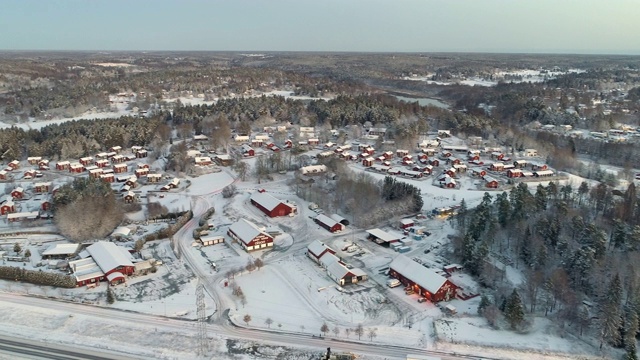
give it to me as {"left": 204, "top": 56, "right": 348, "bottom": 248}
{"left": 402, "top": 68, "right": 586, "bottom": 87}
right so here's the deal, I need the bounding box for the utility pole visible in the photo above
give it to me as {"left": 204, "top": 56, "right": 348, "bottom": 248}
{"left": 196, "top": 279, "right": 208, "bottom": 357}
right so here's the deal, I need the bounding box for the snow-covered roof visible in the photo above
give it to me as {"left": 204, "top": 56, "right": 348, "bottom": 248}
{"left": 400, "top": 219, "right": 414, "bottom": 225}
{"left": 250, "top": 191, "right": 285, "bottom": 211}
{"left": 327, "top": 261, "right": 352, "bottom": 280}
{"left": 228, "top": 219, "right": 272, "bottom": 245}
{"left": 112, "top": 226, "right": 132, "bottom": 237}
{"left": 307, "top": 240, "right": 330, "bottom": 257}
{"left": 85, "top": 241, "right": 134, "bottom": 273}
{"left": 330, "top": 214, "right": 346, "bottom": 224}
{"left": 106, "top": 272, "right": 125, "bottom": 282}
{"left": 69, "top": 257, "right": 104, "bottom": 282}
{"left": 389, "top": 254, "right": 448, "bottom": 294}
{"left": 42, "top": 243, "right": 80, "bottom": 256}
{"left": 319, "top": 252, "right": 340, "bottom": 268}
{"left": 535, "top": 170, "right": 554, "bottom": 176}
{"left": 366, "top": 228, "right": 400, "bottom": 242}
{"left": 315, "top": 214, "right": 339, "bottom": 228}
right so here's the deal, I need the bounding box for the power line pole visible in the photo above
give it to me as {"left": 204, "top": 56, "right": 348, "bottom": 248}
{"left": 196, "top": 279, "right": 208, "bottom": 357}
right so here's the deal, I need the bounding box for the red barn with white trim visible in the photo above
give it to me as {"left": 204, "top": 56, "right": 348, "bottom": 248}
{"left": 250, "top": 191, "right": 296, "bottom": 217}
{"left": 389, "top": 254, "right": 458, "bottom": 303}
{"left": 227, "top": 219, "right": 274, "bottom": 252}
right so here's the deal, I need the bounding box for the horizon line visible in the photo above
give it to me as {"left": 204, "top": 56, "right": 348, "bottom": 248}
{"left": 1, "top": 49, "right": 639, "bottom": 57}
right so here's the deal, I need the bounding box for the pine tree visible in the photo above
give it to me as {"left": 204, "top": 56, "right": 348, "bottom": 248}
{"left": 478, "top": 295, "right": 491, "bottom": 315}
{"left": 623, "top": 306, "right": 639, "bottom": 360}
{"left": 457, "top": 199, "right": 468, "bottom": 229}
{"left": 600, "top": 274, "right": 623, "bottom": 348}
{"left": 496, "top": 192, "right": 511, "bottom": 228}
{"left": 504, "top": 289, "right": 525, "bottom": 330}
{"left": 107, "top": 287, "right": 115, "bottom": 304}
{"left": 535, "top": 184, "right": 547, "bottom": 211}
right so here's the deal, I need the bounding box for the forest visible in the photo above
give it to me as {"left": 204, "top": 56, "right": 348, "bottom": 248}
{"left": 453, "top": 180, "right": 640, "bottom": 358}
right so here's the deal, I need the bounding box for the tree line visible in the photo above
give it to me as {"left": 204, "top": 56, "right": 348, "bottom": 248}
{"left": 453, "top": 180, "right": 640, "bottom": 357}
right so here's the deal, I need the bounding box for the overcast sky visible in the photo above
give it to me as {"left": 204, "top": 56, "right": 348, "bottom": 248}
{"left": 1, "top": 0, "right": 639, "bottom": 54}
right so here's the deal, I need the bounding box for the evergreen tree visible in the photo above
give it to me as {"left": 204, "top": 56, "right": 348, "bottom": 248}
{"left": 612, "top": 219, "right": 628, "bottom": 249}
{"left": 107, "top": 287, "right": 116, "bottom": 304}
{"left": 457, "top": 199, "right": 468, "bottom": 229}
{"left": 600, "top": 274, "right": 623, "bottom": 348}
{"left": 13, "top": 243, "right": 21, "bottom": 254}
{"left": 478, "top": 295, "right": 491, "bottom": 315}
{"left": 578, "top": 181, "right": 589, "bottom": 205}
{"left": 623, "top": 306, "right": 639, "bottom": 360}
{"left": 496, "top": 192, "right": 511, "bottom": 228}
{"left": 535, "top": 184, "right": 548, "bottom": 211}
{"left": 504, "top": 289, "right": 525, "bottom": 330}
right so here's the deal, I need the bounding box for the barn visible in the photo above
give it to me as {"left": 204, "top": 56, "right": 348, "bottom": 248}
{"left": 69, "top": 241, "right": 135, "bottom": 287}
{"left": 307, "top": 240, "right": 336, "bottom": 264}
{"left": 250, "top": 191, "right": 296, "bottom": 217}
{"left": 314, "top": 214, "right": 344, "bottom": 233}
{"left": 389, "top": 254, "right": 458, "bottom": 303}
{"left": 227, "top": 219, "right": 274, "bottom": 252}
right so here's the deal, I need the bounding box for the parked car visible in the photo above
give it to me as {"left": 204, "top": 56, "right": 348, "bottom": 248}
{"left": 418, "top": 297, "right": 427, "bottom": 303}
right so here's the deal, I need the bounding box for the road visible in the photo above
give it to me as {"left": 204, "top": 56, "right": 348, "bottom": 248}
{"left": 0, "top": 334, "right": 138, "bottom": 360}
{"left": 0, "top": 291, "right": 489, "bottom": 360}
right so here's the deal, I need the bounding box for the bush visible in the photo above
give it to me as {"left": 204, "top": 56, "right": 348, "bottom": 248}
{"left": 0, "top": 266, "right": 76, "bottom": 288}
{"left": 222, "top": 185, "right": 236, "bottom": 198}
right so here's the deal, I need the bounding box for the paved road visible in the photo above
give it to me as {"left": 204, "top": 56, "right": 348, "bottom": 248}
{"left": 0, "top": 293, "right": 491, "bottom": 360}
{"left": 0, "top": 334, "right": 137, "bottom": 360}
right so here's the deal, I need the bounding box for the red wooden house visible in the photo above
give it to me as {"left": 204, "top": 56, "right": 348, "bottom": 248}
{"left": 113, "top": 164, "right": 128, "bottom": 174}
{"left": 89, "top": 168, "right": 103, "bottom": 179}
{"left": 383, "top": 151, "right": 393, "bottom": 160}
{"left": 484, "top": 176, "right": 499, "bottom": 188}
{"left": 69, "top": 163, "right": 84, "bottom": 173}
{"left": 56, "top": 161, "right": 70, "bottom": 170}
{"left": 389, "top": 254, "right": 458, "bottom": 303}
{"left": 306, "top": 240, "right": 336, "bottom": 264}
{"left": 362, "top": 157, "right": 374, "bottom": 167}
{"left": 307, "top": 138, "right": 319, "bottom": 146}
{"left": 38, "top": 159, "right": 50, "bottom": 170}
{"left": 507, "top": 169, "right": 523, "bottom": 178}
{"left": 400, "top": 218, "right": 414, "bottom": 229}
{"left": 135, "top": 168, "right": 149, "bottom": 178}
{"left": 314, "top": 214, "right": 344, "bottom": 233}
{"left": 8, "top": 160, "right": 20, "bottom": 170}
{"left": 0, "top": 200, "right": 15, "bottom": 215}
{"left": 11, "top": 187, "right": 24, "bottom": 199}
{"left": 0, "top": 170, "right": 7, "bottom": 180}
{"left": 429, "top": 159, "right": 440, "bottom": 167}
{"left": 284, "top": 139, "right": 293, "bottom": 149}
{"left": 242, "top": 144, "right": 255, "bottom": 157}
{"left": 34, "top": 182, "right": 51, "bottom": 193}
{"left": 95, "top": 159, "right": 110, "bottom": 168}
{"left": 79, "top": 157, "right": 94, "bottom": 166}
{"left": 449, "top": 157, "right": 461, "bottom": 165}
{"left": 396, "top": 149, "right": 409, "bottom": 157}
{"left": 135, "top": 149, "right": 148, "bottom": 158}
{"left": 100, "top": 173, "right": 115, "bottom": 183}
{"left": 41, "top": 199, "right": 51, "bottom": 211}
{"left": 490, "top": 163, "right": 504, "bottom": 171}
